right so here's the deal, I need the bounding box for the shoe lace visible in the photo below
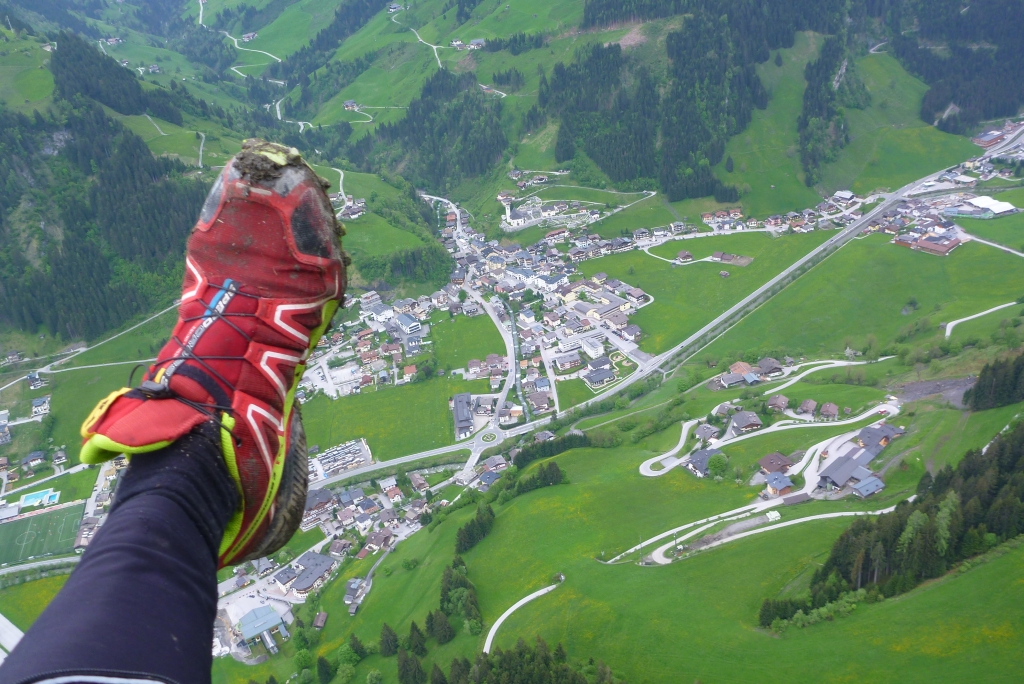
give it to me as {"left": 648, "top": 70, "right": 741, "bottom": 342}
{"left": 132, "top": 280, "right": 266, "bottom": 445}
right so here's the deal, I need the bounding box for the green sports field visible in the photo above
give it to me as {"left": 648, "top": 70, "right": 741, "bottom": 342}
{"left": 0, "top": 504, "right": 84, "bottom": 566}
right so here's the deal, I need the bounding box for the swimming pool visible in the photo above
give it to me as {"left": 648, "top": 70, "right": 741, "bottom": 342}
{"left": 19, "top": 488, "right": 60, "bottom": 508}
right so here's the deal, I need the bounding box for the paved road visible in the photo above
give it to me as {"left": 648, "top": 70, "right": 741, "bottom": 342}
{"left": 638, "top": 420, "right": 697, "bottom": 477}
{"left": 709, "top": 402, "right": 899, "bottom": 451}
{"left": 0, "top": 610, "right": 23, "bottom": 653}
{"left": 0, "top": 557, "right": 80, "bottom": 577}
{"left": 650, "top": 502, "right": 904, "bottom": 564}
{"left": 766, "top": 358, "right": 893, "bottom": 394}
{"left": 221, "top": 31, "right": 282, "bottom": 63}
{"left": 483, "top": 579, "right": 562, "bottom": 653}
{"left": 391, "top": 10, "right": 444, "bottom": 69}
{"left": 962, "top": 232, "right": 1024, "bottom": 258}
{"left": 944, "top": 302, "right": 1018, "bottom": 339}
{"left": 566, "top": 170, "right": 949, "bottom": 417}
{"left": 6, "top": 464, "right": 90, "bottom": 498}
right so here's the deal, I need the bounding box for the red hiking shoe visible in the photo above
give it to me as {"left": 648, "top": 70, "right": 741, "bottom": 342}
{"left": 80, "top": 140, "right": 346, "bottom": 567}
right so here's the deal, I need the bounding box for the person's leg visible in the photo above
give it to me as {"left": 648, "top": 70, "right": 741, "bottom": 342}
{"left": 0, "top": 423, "right": 238, "bottom": 684}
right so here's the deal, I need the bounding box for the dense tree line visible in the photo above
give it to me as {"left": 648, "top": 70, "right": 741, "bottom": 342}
{"left": 512, "top": 432, "right": 590, "bottom": 469}
{"left": 452, "top": 638, "right": 610, "bottom": 684}
{"left": 92, "top": 133, "right": 207, "bottom": 267}
{"left": 492, "top": 68, "right": 524, "bottom": 90}
{"left": 483, "top": 33, "right": 544, "bottom": 55}
{"left": 964, "top": 352, "right": 1024, "bottom": 411}
{"left": 582, "top": 0, "right": 687, "bottom": 26}
{"left": 454, "top": 505, "right": 495, "bottom": 554}
{"left": 172, "top": 26, "right": 238, "bottom": 74}
{"left": 797, "top": 35, "right": 850, "bottom": 185}
{"left": 52, "top": 32, "right": 147, "bottom": 114}
{"left": 772, "top": 419, "right": 1024, "bottom": 620}
{"left": 890, "top": 0, "right": 1024, "bottom": 132}
{"left": 265, "top": 0, "right": 386, "bottom": 87}
{"left": 357, "top": 242, "right": 451, "bottom": 287}
{"left": 440, "top": 555, "right": 482, "bottom": 628}
{"left": 9, "top": 0, "right": 99, "bottom": 36}
{"left": 548, "top": 1, "right": 846, "bottom": 200}
{"left": 212, "top": 0, "right": 291, "bottom": 33}
{"left": 513, "top": 462, "right": 564, "bottom": 495}
{"left": 540, "top": 44, "right": 658, "bottom": 184}
{"left": 454, "top": 0, "right": 482, "bottom": 23}
{"left": 0, "top": 24, "right": 207, "bottom": 340}
{"left": 52, "top": 32, "right": 184, "bottom": 124}
{"left": 371, "top": 69, "right": 507, "bottom": 192}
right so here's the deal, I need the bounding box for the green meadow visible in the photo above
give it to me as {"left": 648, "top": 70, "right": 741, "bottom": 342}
{"left": 211, "top": 404, "right": 1023, "bottom": 684}
{"left": 301, "top": 377, "right": 490, "bottom": 461}
{"left": 0, "top": 575, "right": 68, "bottom": 631}
{"left": 818, "top": 53, "right": 978, "bottom": 196}
{"left": 0, "top": 31, "right": 55, "bottom": 113}
{"left": 714, "top": 32, "right": 823, "bottom": 218}
{"left": 959, "top": 213, "right": 1024, "bottom": 252}
{"left": 590, "top": 194, "right": 679, "bottom": 237}
{"left": 580, "top": 232, "right": 831, "bottom": 354}
{"left": 341, "top": 213, "right": 425, "bottom": 260}
{"left": 234, "top": 0, "right": 345, "bottom": 61}
{"left": 701, "top": 234, "right": 1024, "bottom": 360}
{"left": 554, "top": 377, "right": 593, "bottom": 409}
{"left": 429, "top": 314, "right": 505, "bottom": 371}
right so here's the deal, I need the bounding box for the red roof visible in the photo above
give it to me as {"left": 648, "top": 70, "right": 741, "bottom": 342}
{"left": 356, "top": 548, "right": 368, "bottom": 559}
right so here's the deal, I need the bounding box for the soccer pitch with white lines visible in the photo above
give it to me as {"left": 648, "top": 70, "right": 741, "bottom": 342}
{"left": 0, "top": 504, "right": 84, "bottom": 565}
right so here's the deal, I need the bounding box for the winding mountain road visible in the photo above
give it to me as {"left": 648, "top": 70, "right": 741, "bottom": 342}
{"left": 639, "top": 420, "right": 697, "bottom": 477}
{"left": 221, "top": 31, "right": 282, "bottom": 63}
{"left": 391, "top": 9, "right": 445, "bottom": 69}
{"left": 944, "top": 302, "right": 1018, "bottom": 339}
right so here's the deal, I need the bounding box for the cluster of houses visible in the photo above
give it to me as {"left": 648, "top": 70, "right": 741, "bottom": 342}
{"left": 300, "top": 474, "right": 432, "bottom": 548}
{"left": 454, "top": 454, "right": 509, "bottom": 490}
{"left": 713, "top": 357, "right": 790, "bottom": 389}
{"left": 701, "top": 207, "right": 755, "bottom": 230}
{"left": 500, "top": 194, "right": 602, "bottom": 231}
{"left": 448, "top": 227, "right": 650, "bottom": 348}
{"left": 449, "top": 38, "right": 485, "bottom": 50}
{"left": 816, "top": 423, "right": 905, "bottom": 497}
{"left": 865, "top": 192, "right": 1017, "bottom": 256}
{"left": 299, "top": 285, "right": 481, "bottom": 399}
{"left": 332, "top": 195, "right": 367, "bottom": 220}
{"left": 766, "top": 394, "right": 845, "bottom": 421}
{"left": 685, "top": 418, "right": 903, "bottom": 501}
{"left": 761, "top": 190, "right": 868, "bottom": 233}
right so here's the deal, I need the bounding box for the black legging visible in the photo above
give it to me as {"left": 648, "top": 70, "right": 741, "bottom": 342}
{"left": 0, "top": 423, "right": 238, "bottom": 684}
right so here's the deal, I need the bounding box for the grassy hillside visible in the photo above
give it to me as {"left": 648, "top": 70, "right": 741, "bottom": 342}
{"left": 0, "top": 575, "right": 68, "bottom": 631}
{"left": 700, "top": 234, "right": 1024, "bottom": 360}
{"left": 713, "top": 32, "right": 823, "bottom": 218}
{"left": 817, "top": 52, "right": 978, "bottom": 195}
{"left": 579, "top": 232, "right": 831, "bottom": 354}
{"left": 207, "top": 406, "right": 1023, "bottom": 684}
